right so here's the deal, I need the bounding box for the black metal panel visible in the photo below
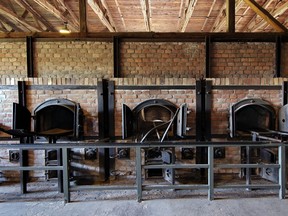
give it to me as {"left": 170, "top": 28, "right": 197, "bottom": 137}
{"left": 17, "top": 81, "right": 29, "bottom": 194}
{"left": 205, "top": 36, "right": 211, "bottom": 78}
{"left": 18, "top": 81, "right": 26, "bottom": 107}
{"left": 195, "top": 79, "right": 211, "bottom": 177}
{"left": 283, "top": 81, "right": 288, "bottom": 106}
{"left": 275, "top": 36, "right": 282, "bottom": 77}
{"left": 113, "top": 36, "right": 121, "bottom": 77}
{"left": 13, "top": 103, "right": 31, "bottom": 132}
{"left": 122, "top": 104, "right": 133, "bottom": 139}
{"left": 108, "top": 81, "right": 115, "bottom": 176}
{"left": 205, "top": 80, "right": 212, "bottom": 141}
{"left": 26, "top": 36, "right": 34, "bottom": 77}
{"left": 97, "top": 80, "right": 115, "bottom": 181}
{"left": 176, "top": 103, "right": 187, "bottom": 137}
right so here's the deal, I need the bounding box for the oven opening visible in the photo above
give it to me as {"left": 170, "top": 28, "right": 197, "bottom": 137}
{"left": 235, "top": 105, "right": 273, "bottom": 133}
{"left": 136, "top": 105, "right": 175, "bottom": 141}
{"left": 36, "top": 106, "right": 74, "bottom": 136}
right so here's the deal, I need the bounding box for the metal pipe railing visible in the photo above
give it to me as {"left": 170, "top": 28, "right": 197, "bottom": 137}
{"left": 0, "top": 141, "right": 286, "bottom": 203}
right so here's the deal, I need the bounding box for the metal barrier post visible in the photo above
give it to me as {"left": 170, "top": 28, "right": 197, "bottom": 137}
{"left": 62, "top": 147, "right": 70, "bottom": 203}
{"left": 208, "top": 145, "right": 214, "bottom": 200}
{"left": 279, "top": 144, "right": 286, "bottom": 199}
{"left": 136, "top": 146, "right": 142, "bottom": 202}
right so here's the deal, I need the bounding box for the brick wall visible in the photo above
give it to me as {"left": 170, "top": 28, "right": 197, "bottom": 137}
{"left": 34, "top": 41, "right": 113, "bottom": 78}
{"left": 0, "top": 40, "right": 287, "bottom": 79}
{"left": 120, "top": 42, "right": 205, "bottom": 78}
{"left": 0, "top": 41, "right": 26, "bottom": 78}
{"left": 211, "top": 42, "right": 276, "bottom": 78}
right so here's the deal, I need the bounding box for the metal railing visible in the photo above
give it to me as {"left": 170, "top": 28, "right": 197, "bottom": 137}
{"left": 0, "top": 140, "right": 286, "bottom": 203}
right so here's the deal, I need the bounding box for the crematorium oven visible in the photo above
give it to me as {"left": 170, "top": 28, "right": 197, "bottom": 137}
{"left": 122, "top": 99, "right": 188, "bottom": 181}
{"left": 229, "top": 98, "right": 281, "bottom": 182}
{"left": 33, "top": 98, "right": 83, "bottom": 180}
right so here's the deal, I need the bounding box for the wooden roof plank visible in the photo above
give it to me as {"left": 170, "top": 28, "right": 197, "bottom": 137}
{"left": 0, "top": 14, "right": 24, "bottom": 31}
{"left": 114, "top": 0, "right": 126, "bottom": 30}
{"left": 87, "top": 0, "right": 116, "bottom": 32}
{"left": 241, "top": 0, "right": 273, "bottom": 32}
{"left": 33, "top": 0, "right": 79, "bottom": 31}
{"left": 201, "top": 0, "right": 217, "bottom": 31}
{"left": 243, "top": 0, "right": 287, "bottom": 32}
{"left": 180, "top": 0, "right": 198, "bottom": 32}
{"left": 55, "top": 0, "right": 80, "bottom": 30}
{"left": 14, "top": 0, "right": 56, "bottom": 31}
{"left": 0, "top": 3, "right": 42, "bottom": 31}
{"left": 251, "top": 1, "right": 288, "bottom": 32}
{"left": 140, "top": 0, "right": 151, "bottom": 31}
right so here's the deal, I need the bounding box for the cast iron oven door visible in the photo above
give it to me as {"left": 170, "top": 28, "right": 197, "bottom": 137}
{"left": 122, "top": 99, "right": 187, "bottom": 141}
{"left": 229, "top": 98, "right": 276, "bottom": 138}
{"left": 279, "top": 104, "right": 288, "bottom": 132}
{"left": 122, "top": 99, "right": 188, "bottom": 181}
{"left": 33, "top": 98, "right": 83, "bottom": 139}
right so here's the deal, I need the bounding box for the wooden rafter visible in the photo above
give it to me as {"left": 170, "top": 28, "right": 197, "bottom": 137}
{"left": 33, "top": 0, "right": 79, "bottom": 31}
{"left": 140, "top": 0, "right": 151, "bottom": 31}
{"left": 241, "top": 0, "right": 273, "bottom": 31}
{"left": 14, "top": 0, "right": 56, "bottom": 31}
{"left": 54, "top": 0, "right": 80, "bottom": 29}
{"left": 0, "top": 14, "right": 24, "bottom": 31}
{"left": 7, "top": 0, "right": 17, "bottom": 14}
{"left": 100, "top": 0, "right": 118, "bottom": 31}
{"left": 180, "top": 0, "right": 198, "bottom": 32}
{"left": 0, "top": 19, "right": 9, "bottom": 32}
{"left": 250, "top": 1, "right": 288, "bottom": 32}
{"left": 201, "top": 0, "right": 216, "bottom": 31}
{"left": 87, "top": 0, "right": 116, "bottom": 32}
{"left": 177, "top": 0, "right": 185, "bottom": 30}
{"left": 0, "top": 3, "right": 42, "bottom": 31}
{"left": 211, "top": 2, "right": 226, "bottom": 31}
{"left": 114, "top": 0, "right": 126, "bottom": 30}
{"left": 242, "top": 0, "right": 287, "bottom": 32}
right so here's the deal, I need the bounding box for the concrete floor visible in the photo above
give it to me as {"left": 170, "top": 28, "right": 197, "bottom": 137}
{"left": 0, "top": 181, "right": 288, "bottom": 216}
{"left": 1, "top": 197, "right": 288, "bottom": 216}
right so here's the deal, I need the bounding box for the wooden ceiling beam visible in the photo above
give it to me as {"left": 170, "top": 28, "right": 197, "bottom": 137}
{"left": 243, "top": 0, "right": 287, "bottom": 32}
{"left": 87, "top": 0, "right": 116, "bottom": 32}
{"left": 140, "top": 0, "right": 151, "bottom": 32}
{"left": 14, "top": 0, "right": 56, "bottom": 31}
{"left": 0, "top": 20, "right": 9, "bottom": 32}
{"left": 250, "top": 1, "right": 288, "bottom": 32}
{"left": 180, "top": 0, "right": 198, "bottom": 32}
{"left": 226, "top": 0, "right": 235, "bottom": 33}
{"left": 33, "top": 0, "right": 78, "bottom": 31}
{"left": 212, "top": 0, "right": 241, "bottom": 32}
{"left": 79, "top": 0, "right": 87, "bottom": 34}
{"left": 0, "top": 14, "right": 24, "bottom": 32}
{"left": 0, "top": 3, "right": 42, "bottom": 31}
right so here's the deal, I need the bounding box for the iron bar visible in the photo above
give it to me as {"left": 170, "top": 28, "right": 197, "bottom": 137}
{"left": 0, "top": 140, "right": 286, "bottom": 202}
{"left": 62, "top": 147, "right": 70, "bottom": 203}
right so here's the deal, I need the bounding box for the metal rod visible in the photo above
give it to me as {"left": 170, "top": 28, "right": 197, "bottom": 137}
{"left": 62, "top": 147, "right": 70, "bottom": 203}
{"left": 279, "top": 144, "right": 286, "bottom": 199}
{"left": 136, "top": 146, "right": 142, "bottom": 202}
{"left": 208, "top": 145, "right": 214, "bottom": 201}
